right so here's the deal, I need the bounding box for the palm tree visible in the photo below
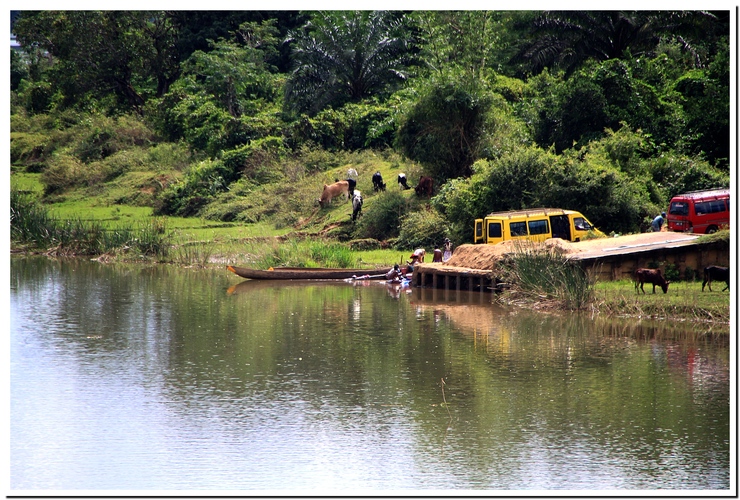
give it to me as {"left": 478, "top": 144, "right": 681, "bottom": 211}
{"left": 513, "top": 11, "right": 720, "bottom": 76}
{"left": 284, "top": 11, "right": 415, "bottom": 115}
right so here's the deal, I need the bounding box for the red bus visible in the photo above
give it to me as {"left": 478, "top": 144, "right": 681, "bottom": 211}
{"left": 667, "top": 188, "right": 730, "bottom": 234}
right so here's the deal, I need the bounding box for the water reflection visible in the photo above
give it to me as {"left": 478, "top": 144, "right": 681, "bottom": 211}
{"left": 11, "top": 257, "right": 730, "bottom": 491}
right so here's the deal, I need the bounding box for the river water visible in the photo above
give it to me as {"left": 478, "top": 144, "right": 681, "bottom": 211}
{"left": 10, "top": 256, "right": 731, "bottom": 493}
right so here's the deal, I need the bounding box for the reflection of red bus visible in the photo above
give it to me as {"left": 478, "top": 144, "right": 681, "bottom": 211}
{"left": 667, "top": 188, "right": 730, "bottom": 234}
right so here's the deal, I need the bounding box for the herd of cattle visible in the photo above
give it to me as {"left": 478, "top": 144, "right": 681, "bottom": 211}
{"left": 634, "top": 265, "right": 729, "bottom": 294}
{"left": 316, "top": 170, "right": 435, "bottom": 222}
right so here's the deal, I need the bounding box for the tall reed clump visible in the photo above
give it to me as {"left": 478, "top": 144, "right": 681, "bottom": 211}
{"left": 501, "top": 242, "right": 594, "bottom": 310}
{"left": 11, "top": 188, "right": 56, "bottom": 245}
{"left": 171, "top": 237, "right": 215, "bottom": 267}
{"left": 11, "top": 188, "right": 171, "bottom": 258}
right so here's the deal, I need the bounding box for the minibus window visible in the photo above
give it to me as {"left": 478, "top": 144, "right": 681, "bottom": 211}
{"left": 694, "top": 201, "right": 725, "bottom": 215}
{"left": 573, "top": 217, "right": 591, "bottom": 230}
{"left": 476, "top": 222, "right": 483, "bottom": 238}
{"left": 488, "top": 222, "right": 502, "bottom": 238}
{"left": 528, "top": 220, "right": 549, "bottom": 235}
{"left": 709, "top": 200, "right": 727, "bottom": 213}
{"left": 510, "top": 221, "right": 527, "bottom": 236}
{"left": 669, "top": 202, "right": 689, "bottom": 216}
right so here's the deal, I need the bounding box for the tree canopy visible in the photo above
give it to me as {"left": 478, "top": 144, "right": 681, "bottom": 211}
{"left": 11, "top": 10, "right": 730, "bottom": 239}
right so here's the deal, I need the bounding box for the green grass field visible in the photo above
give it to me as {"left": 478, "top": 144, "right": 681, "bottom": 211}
{"left": 593, "top": 279, "right": 730, "bottom": 323}
{"left": 10, "top": 168, "right": 409, "bottom": 268}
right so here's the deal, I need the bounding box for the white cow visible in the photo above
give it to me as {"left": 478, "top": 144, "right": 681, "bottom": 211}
{"left": 352, "top": 191, "right": 363, "bottom": 221}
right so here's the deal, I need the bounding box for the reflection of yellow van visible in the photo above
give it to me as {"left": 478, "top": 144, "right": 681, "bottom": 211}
{"left": 474, "top": 208, "right": 603, "bottom": 245}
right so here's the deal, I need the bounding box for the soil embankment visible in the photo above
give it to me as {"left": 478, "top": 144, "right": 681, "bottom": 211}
{"left": 432, "top": 232, "right": 700, "bottom": 271}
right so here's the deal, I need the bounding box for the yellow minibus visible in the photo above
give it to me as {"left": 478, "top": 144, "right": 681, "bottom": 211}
{"left": 474, "top": 208, "right": 603, "bottom": 245}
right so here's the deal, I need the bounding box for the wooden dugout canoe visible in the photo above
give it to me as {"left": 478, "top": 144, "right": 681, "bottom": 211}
{"left": 227, "top": 265, "right": 390, "bottom": 281}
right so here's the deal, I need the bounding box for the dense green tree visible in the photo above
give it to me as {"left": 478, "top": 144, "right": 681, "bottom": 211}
{"left": 284, "top": 11, "right": 416, "bottom": 115}
{"left": 10, "top": 50, "right": 28, "bottom": 91}
{"left": 15, "top": 11, "right": 163, "bottom": 112}
{"left": 540, "top": 149, "right": 651, "bottom": 234}
{"left": 513, "top": 11, "right": 723, "bottom": 77}
{"left": 168, "top": 11, "right": 306, "bottom": 73}
{"left": 396, "top": 78, "right": 494, "bottom": 180}
{"left": 182, "top": 21, "right": 280, "bottom": 118}
{"left": 432, "top": 146, "right": 557, "bottom": 242}
{"left": 672, "top": 43, "right": 730, "bottom": 168}
{"left": 13, "top": 11, "right": 300, "bottom": 114}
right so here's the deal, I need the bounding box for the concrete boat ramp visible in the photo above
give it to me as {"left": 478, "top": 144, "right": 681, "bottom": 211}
{"left": 412, "top": 232, "right": 728, "bottom": 291}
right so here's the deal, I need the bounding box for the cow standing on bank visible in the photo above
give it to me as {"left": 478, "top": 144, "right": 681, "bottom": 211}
{"left": 318, "top": 180, "right": 350, "bottom": 208}
{"left": 635, "top": 268, "right": 670, "bottom": 294}
{"left": 702, "top": 265, "right": 730, "bottom": 292}
{"left": 398, "top": 173, "right": 409, "bottom": 190}
{"left": 351, "top": 191, "right": 363, "bottom": 221}
{"left": 372, "top": 171, "right": 386, "bottom": 192}
{"left": 415, "top": 176, "right": 434, "bottom": 197}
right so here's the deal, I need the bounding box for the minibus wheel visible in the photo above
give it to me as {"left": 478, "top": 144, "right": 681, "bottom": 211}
{"left": 706, "top": 225, "right": 718, "bottom": 234}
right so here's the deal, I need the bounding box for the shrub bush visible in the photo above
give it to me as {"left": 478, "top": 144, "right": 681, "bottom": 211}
{"left": 40, "top": 154, "right": 86, "bottom": 195}
{"left": 155, "top": 159, "right": 229, "bottom": 216}
{"left": 146, "top": 142, "right": 194, "bottom": 172}
{"left": 395, "top": 206, "right": 450, "bottom": 250}
{"left": 353, "top": 190, "right": 408, "bottom": 241}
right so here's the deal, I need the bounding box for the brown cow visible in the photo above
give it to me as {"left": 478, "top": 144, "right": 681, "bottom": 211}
{"left": 702, "top": 265, "right": 729, "bottom": 292}
{"left": 415, "top": 176, "right": 434, "bottom": 197}
{"left": 635, "top": 268, "right": 670, "bottom": 294}
{"left": 318, "top": 180, "right": 350, "bottom": 207}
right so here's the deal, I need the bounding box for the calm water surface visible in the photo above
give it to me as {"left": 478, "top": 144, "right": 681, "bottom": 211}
{"left": 10, "top": 257, "right": 730, "bottom": 492}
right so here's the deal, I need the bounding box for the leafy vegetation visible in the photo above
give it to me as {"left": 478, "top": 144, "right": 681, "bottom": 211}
{"left": 11, "top": 10, "right": 730, "bottom": 258}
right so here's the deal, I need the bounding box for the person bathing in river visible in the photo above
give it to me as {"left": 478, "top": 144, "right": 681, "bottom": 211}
{"left": 386, "top": 264, "right": 401, "bottom": 281}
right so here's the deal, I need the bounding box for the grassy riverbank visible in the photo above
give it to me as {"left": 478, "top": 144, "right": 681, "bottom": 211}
{"left": 593, "top": 280, "right": 730, "bottom": 323}
{"left": 10, "top": 172, "right": 730, "bottom": 325}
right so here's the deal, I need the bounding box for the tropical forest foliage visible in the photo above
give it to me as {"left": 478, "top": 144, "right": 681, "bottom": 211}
{"left": 11, "top": 10, "right": 730, "bottom": 245}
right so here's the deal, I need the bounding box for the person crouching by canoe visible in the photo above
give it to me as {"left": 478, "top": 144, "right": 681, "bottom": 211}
{"left": 409, "top": 248, "right": 425, "bottom": 264}
{"left": 386, "top": 264, "right": 401, "bottom": 281}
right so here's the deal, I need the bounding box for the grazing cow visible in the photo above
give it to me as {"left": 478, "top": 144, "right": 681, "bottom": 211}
{"left": 702, "top": 265, "right": 729, "bottom": 292}
{"left": 347, "top": 168, "right": 358, "bottom": 181}
{"left": 408, "top": 248, "right": 426, "bottom": 265}
{"left": 318, "top": 180, "right": 350, "bottom": 208}
{"left": 398, "top": 173, "right": 409, "bottom": 190}
{"left": 415, "top": 176, "right": 434, "bottom": 197}
{"left": 635, "top": 268, "right": 670, "bottom": 294}
{"left": 346, "top": 177, "right": 357, "bottom": 198}
{"left": 372, "top": 171, "right": 386, "bottom": 192}
{"left": 351, "top": 191, "right": 363, "bottom": 221}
